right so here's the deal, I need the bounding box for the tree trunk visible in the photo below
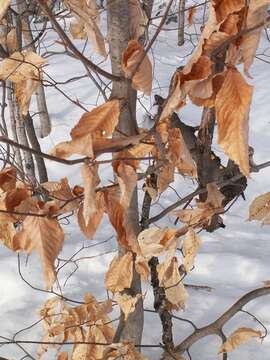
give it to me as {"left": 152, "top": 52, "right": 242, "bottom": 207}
{"left": 107, "top": 0, "right": 143, "bottom": 345}
{"left": 18, "top": 0, "right": 52, "bottom": 138}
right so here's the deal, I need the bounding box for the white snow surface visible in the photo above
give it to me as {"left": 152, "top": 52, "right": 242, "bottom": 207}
{"left": 1, "top": 1, "right": 270, "bottom": 359}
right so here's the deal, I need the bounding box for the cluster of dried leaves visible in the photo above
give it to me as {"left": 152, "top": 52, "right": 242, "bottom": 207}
{"left": 0, "top": 0, "right": 269, "bottom": 358}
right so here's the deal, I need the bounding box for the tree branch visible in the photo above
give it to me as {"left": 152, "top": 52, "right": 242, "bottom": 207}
{"left": 172, "top": 286, "right": 270, "bottom": 356}
{"left": 35, "top": 0, "right": 121, "bottom": 82}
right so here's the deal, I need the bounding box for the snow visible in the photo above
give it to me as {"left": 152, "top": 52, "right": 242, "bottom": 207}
{"left": 1, "top": 1, "right": 270, "bottom": 359}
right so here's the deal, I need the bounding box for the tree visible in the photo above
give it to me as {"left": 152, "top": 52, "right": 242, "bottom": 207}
{"left": 0, "top": 0, "right": 270, "bottom": 359}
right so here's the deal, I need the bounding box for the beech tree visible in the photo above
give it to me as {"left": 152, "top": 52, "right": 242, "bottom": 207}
{"left": 0, "top": 0, "right": 270, "bottom": 359}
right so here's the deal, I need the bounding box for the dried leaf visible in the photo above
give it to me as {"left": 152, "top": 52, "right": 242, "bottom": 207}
{"left": 81, "top": 164, "right": 99, "bottom": 226}
{"left": 51, "top": 100, "right": 120, "bottom": 159}
{"left": 129, "top": 0, "right": 147, "bottom": 40}
{"left": 212, "top": 0, "right": 245, "bottom": 23}
{"left": 13, "top": 215, "right": 64, "bottom": 289}
{"left": 104, "top": 188, "right": 139, "bottom": 252}
{"left": 65, "top": 0, "right": 106, "bottom": 57}
{"left": 78, "top": 191, "right": 105, "bottom": 239}
{"left": 114, "top": 293, "right": 142, "bottom": 320}
{"left": 0, "top": 51, "right": 46, "bottom": 114}
{"left": 216, "top": 68, "right": 253, "bottom": 176}
{"left": 57, "top": 352, "right": 68, "bottom": 360}
{"left": 248, "top": 191, "right": 270, "bottom": 224}
{"left": 114, "top": 162, "right": 137, "bottom": 209}
{"left": 206, "top": 182, "right": 225, "bottom": 208}
{"left": 188, "top": 6, "right": 196, "bottom": 26}
{"left": 138, "top": 228, "right": 177, "bottom": 259}
{"left": 0, "top": 166, "right": 16, "bottom": 191}
{"left": 158, "top": 257, "right": 189, "bottom": 310}
{"left": 0, "top": 0, "right": 10, "bottom": 21}
{"left": 239, "top": 1, "right": 270, "bottom": 75}
{"left": 105, "top": 252, "right": 133, "bottom": 293}
{"left": 183, "top": 228, "right": 201, "bottom": 272}
{"left": 218, "top": 327, "right": 262, "bottom": 353}
{"left": 71, "top": 100, "right": 120, "bottom": 141}
{"left": 157, "top": 161, "right": 175, "bottom": 194}
{"left": 0, "top": 222, "right": 16, "bottom": 249}
{"left": 122, "top": 40, "right": 152, "bottom": 95}
{"left": 103, "top": 342, "right": 149, "bottom": 360}
{"left": 168, "top": 128, "right": 197, "bottom": 178}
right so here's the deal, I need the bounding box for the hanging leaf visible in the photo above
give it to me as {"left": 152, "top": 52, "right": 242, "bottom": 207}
{"left": 0, "top": 166, "right": 17, "bottom": 191}
{"left": 114, "top": 162, "right": 137, "bottom": 209}
{"left": 122, "top": 40, "right": 152, "bottom": 95}
{"left": 218, "top": 327, "right": 262, "bottom": 353}
{"left": 0, "top": 51, "right": 46, "bottom": 115}
{"left": 138, "top": 228, "right": 177, "bottom": 259}
{"left": 103, "top": 342, "right": 149, "bottom": 359}
{"left": 65, "top": 0, "right": 107, "bottom": 57}
{"left": 77, "top": 191, "right": 106, "bottom": 239}
{"left": 13, "top": 215, "right": 64, "bottom": 289}
{"left": 105, "top": 252, "right": 133, "bottom": 293}
{"left": 0, "top": 0, "right": 11, "bottom": 21}
{"left": 183, "top": 228, "right": 201, "bottom": 272}
{"left": 157, "top": 257, "right": 189, "bottom": 310}
{"left": 239, "top": 1, "right": 270, "bottom": 76}
{"left": 188, "top": 6, "right": 196, "bottom": 26}
{"left": 114, "top": 293, "right": 142, "bottom": 320}
{"left": 212, "top": 0, "right": 246, "bottom": 23}
{"left": 168, "top": 128, "right": 197, "bottom": 178}
{"left": 129, "top": 0, "right": 147, "bottom": 40}
{"left": 216, "top": 68, "right": 253, "bottom": 176}
{"left": 248, "top": 191, "right": 270, "bottom": 224}
{"left": 206, "top": 182, "right": 225, "bottom": 208}
{"left": 81, "top": 163, "right": 99, "bottom": 226}
{"left": 51, "top": 100, "right": 120, "bottom": 159}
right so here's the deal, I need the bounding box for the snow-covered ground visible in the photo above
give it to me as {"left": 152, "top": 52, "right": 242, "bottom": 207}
{"left": 1, "top": 1, "right": 270, "bottom": 359}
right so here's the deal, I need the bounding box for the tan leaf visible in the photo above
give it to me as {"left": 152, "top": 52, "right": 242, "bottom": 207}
{"left": 77, "top": 191, "right": 105, "bottom": 239}
{"left": 129, "top": 0, "right": 147, "bottom": 40}
{"left": 173, "top": 203, "right": 221, "bottom": 227}
{"left": 57, "top": 352, "right": 68, "bottom": 360}
{"left": 81, "top": 164, "right": 99, "bottom": 226}
{"left": 114, "top": 293, "right": 142, "bottom": 320}
{"left": 218, "top": 327, "right": 262, "bottom": 353}
{"left": 212, "top": 0, "right": 245, "bottom": 23}
{"left": 183, "top": 228, "right": 201, "bottom": 272}
{"left": 105, "top": 252, "right": 133, "bottom": 293}
{"left": 0, "top": 222, "right": 16, "bottom": 249}
{"left": 248, "top": 192, "right": 270, "bottom": 223}
{"left": 0, "top": 0, "right": 11, "bottom": 21}
{"left": 168, "top": 128, "right": 197, "bottom": 178}
{"left": 122, "top": 40, "right": 152, "bottom": 95}
{"left": 0, "top": 166, "right": 16, "bottom": 191}
{"left": 42, "top": 178, "right": 80, "bottom": 215}
{"left": 206, "top": 182, "right": 225, "bottom": 208}
{"left": 114, "top": 162, "right": 137, "bottom": 209}
{"left": 6, "top": 28, "right": 18, "bottom": 53}
{"left": 104, "top": 188, "right": 139, "bottom": 253}
{"left": 157, "top": 257, "right": 189, "bottom": 310}
{"left": 65, "top": 0, "right": 107, "bottom": 57}
{"left": 0, "top": 51, "right": 46, "bottom": 114}
{"left": 138, "top": 228, "right": 177, "bottom": 259}
{"left": 239, "top": 1, "right": 270, "bottom": 75}
{"left": 50, "top": 135, "right": 93, "bottom": 159}
{"left": 103, "top": 342, "right": 149, "bottom": 360}
{"left": 160, "top": 56, "right": 212, "bottom": 120}
{"left": 51, "top": 100, "right": 120, "bottom": 159}
{"left": 71, "top": 100, "right": 120, "bottom": 141}
{"left": 70, "top": 21, "right": 87, "bottom": 40}
{"left": 216, "top": 68, "right": 253, "bottom": 176}
{"left": 13, "top": 216, "right": 64, "bottom": 289}
{"left": 188, "top": 6, "right": 196, "bottom": 26}
{"left": 135, "top": 256, "right": 150, "bottom": 282}
{"left": 157, "top": 161, "right": 175, "bottom": 193}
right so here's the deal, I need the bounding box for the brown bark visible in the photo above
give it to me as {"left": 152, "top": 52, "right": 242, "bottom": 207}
{"left": 107, "top": 0, "right": 143, "bottom": 345}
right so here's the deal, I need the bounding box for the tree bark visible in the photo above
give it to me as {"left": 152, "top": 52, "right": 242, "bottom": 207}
{"left": 107, "top": 0, "right": 143, "bottom": 345}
